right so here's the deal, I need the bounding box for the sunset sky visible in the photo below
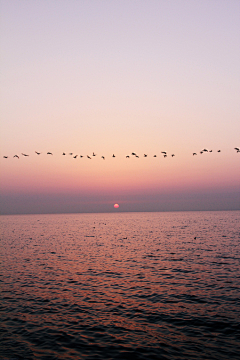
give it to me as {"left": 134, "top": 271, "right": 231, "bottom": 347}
{"left": 1, "top": 0, "right": 239, "bottom": 214}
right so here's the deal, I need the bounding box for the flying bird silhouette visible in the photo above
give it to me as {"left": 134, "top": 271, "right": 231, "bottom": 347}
{"left": 126, "top": 155, "right": 130, "bottom": 158}
{"left": 73, "top": 155, "right": 78, "bottom": 158}
{"left": 35, "top": 151, "right": 41, "bottom": 155}
{"left": 87, "top": 155, "right": 91, "bottom": 159}
{"left": 13, "top": 155, "right": 19, "bottom": 159}
{"left": 92, "top": 152, "right": 96, "bottom": 156}
{"left": 21, "top": 153, "right": 29, "bottom": 156}
{"left": 161, "top": 151, "right": 167, "bottom": 155}
{"left": 193, "top": 153, "right": 197, "bottom": 156}
{"left": 101, "top": 156, "right": 105, "bottom": 160}
{"left": 112, "top": 154, "right": 116, "bottom": 157}
{"left": 3, "top": 156, "right": 8, "bottom": 158}
{"left": 153, "top": 155, "right": 157, "bottom": 157}
{"left": 62, "top": 152, "right": 66, "bottom": 155}
{"left": 217, "top": 150, "right": 221, "bottom": 152}
{"left": 171, "top": 154, "right": 175, "bottom": 157}
{"left": 144, "top": 154, "right": 147, "bottom": 157}
{"left": 47, "top": 152, "right": 53, "bottom": 155}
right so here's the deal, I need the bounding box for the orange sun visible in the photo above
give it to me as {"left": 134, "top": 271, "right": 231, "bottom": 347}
{"left": 114, "top": 203, "right": 119, "bottom": 208}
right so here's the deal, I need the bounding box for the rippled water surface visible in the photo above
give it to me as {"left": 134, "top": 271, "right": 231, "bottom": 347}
{"left": 1, "top": 211, "right": 240, "bottom": 359}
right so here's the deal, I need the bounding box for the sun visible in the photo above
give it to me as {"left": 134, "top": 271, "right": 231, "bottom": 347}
{"left": 114, "top": 203, "right": 119, "bottom": 208}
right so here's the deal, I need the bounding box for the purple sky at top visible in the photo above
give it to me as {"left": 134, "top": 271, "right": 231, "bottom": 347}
{"left": 1, "top": 0, "right": 239, "bottom": 214}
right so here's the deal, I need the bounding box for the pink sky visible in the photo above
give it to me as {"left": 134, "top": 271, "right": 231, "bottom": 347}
{"left": 1, "top": 0, "right": 239, "bottom": 214}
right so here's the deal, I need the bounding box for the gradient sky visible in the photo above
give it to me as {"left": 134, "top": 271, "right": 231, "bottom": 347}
{"left": 1, "top": 0, "right": 240, "bottom": 214}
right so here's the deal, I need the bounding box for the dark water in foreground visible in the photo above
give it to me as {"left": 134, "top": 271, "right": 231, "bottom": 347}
{"left": 0, "top": 211, "right": 240, "bottom": 360}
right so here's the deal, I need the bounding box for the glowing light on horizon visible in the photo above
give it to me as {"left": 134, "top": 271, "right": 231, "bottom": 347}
{"left": 114, "top": 204, "right": 119, "bottom": 208}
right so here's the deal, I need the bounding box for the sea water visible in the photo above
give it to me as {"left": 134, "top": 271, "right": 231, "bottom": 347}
{"left": 0, "top": 211, "right": 240, "bottom": 359}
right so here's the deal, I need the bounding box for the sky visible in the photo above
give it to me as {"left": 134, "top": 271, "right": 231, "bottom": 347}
{"left": 1, "top": 0, "right": 240, "bottom": 214}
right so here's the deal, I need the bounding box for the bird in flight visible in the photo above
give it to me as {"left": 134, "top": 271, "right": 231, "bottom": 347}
{"left": 112, "top": 154, "right": 116, "bottom": 157}
{"left": 73, "top": 155, "right": 78, "bottom": 158}
{"left": 13, "top": 155, "right": 19, "bottom": 159}
{"left": 126, "top": 155, "right": 130, "bottom": 158}
{"left": 87, "top": 155, "right": 91, "bottom": 159}
{"left": 47, "top": 152, "right": 53, "bottom": 155}
{"left": 161, "top": 151, "right": 167, "bottom": 155}
{"left": 153, "top": 155, "right": 157, "bottom": 157}
{"left": 69, "top": 153, "right": 73, "bottom": 155}
{"left": 163, "top": 154, "right": 167, "bottom": 158}
{"left": 3, "top": 156, "right": 8, "bottom": 158}
{"left": 35, "top": 151, "right": 41, "bottom": 155}
{"left": 62, "top": 152, "right": 66, "bottom": 155}
{"left": 193, "top": 153, "right": 197, "bottom": 156}
{"left": 21, "top": 153, "right": 29, "bottom": 156}
{"left": 171, "top": 154, "right": 175, "bottom": 157}
{"left": 217, "top": 150, "right": 221, "bottom": 152}
{"left": 144, "top": 154, "right": 147, "bottom": 157}
{"left": 131, "top": 152, "right": 136, "bottom": 156}
{"left": 101, "top": 156, "right": 105, "bottom": 160}
{"left": 92, "top": 152, "right": 96, "bottom": 156}
{"left": 80, "top": 155, "right": 84, "bottom": 158}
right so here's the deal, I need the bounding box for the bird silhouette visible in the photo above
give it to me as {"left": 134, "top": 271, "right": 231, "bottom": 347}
{"left": 112, "top": 154, "right": 116, "bottom": 157}
{"left": 92, "top": 152, "right": 96, "bottom": 156}
{"left": 193, "top": 153, "right": 197, "bottom": 156}
{"left": 161, "top": 151, "right": 167, "bottom": 155}
{"left": 73, "top": 155, "right": 78, "bottom": 158}
{"left": 80, "top": 155, "right": 84, "bottom": 158}
{"left": 153, "top": 155, "right": 157, "bottom": 157}
{"left": 136, "top": 155, "right": 139, "bottom": 158}
{"left": 62, "top": 152, "right": 66, "bottom": 155}
{"left": 21, "top": 153, "right": 29, "bottom": 156}
{"left": 209, "top": 150, "right": 212, "bottom": 152}
{"left": 171, "top": 154, "right": 175, "bottom": 157}
{"left": 35, "top": 151, "right": 41, "bottom": 155}
{"left": 217, "top": 150, "right": 221, "bottom": 152}
{"left": 69, "top": 153, "right": 73, "bottom": 155}
{"left": 47, "top": 152, "right": 53, "bottom": 155}
{"left": 131, "top": 152, "right": 136, "bottom": 156}
{"left": 13, "top": 155, "right": 19, "bottom": 159}
{"left": 234, "top": 147, "right": 239, "bottom": 151}
{"left": 203, "top": 149, "right": 208, "bottom": 152}
{"left": 101, "top": 156, "right": 105, "bottom": 160}
{"left": 144, "top": 154, "right": 147, "bottom": 157}
{"left": 3, "top": 156, "right": 8, "bottom": 158}
{"left": 87, "top": 155, "right": 91, "bottom": 159}
{"left": 200, "top": 151, "right": 203, "bottom": 154}
{"left": 163, "top": 154, "right": 167, "bottom": 158}
{"left": 126, "top": 155, "right": 130, "bottom": 158}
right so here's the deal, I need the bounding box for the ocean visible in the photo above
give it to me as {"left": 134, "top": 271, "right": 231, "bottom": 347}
{"left": 0, "top": 211, "right": 240, "bottom": 359}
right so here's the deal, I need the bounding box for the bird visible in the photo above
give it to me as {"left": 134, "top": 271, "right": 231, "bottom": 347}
{"left": 35, "top": 151, "right": 41, "bottom": 155}
{"left": 203, "top": 149, "right": 208, "bottom": 152}
{"left": 161, "top": 151, "right": 167, "bottom": 155}
{"left": 62, "top": 152, "right": 66, "bottom": 155}
{"left": 112, "top": 154, "right": 116, "bottom": 157}
{"left": 193, "top": 153, "right": 197, "bottom": 156}
{"left": 131, "top": 152, "right": 136, "bottom": 156}
{"left": 79, "top": 155, "right": 84, "bottom": 158}
{"left": 144, "top": 154, "right": 147, "bottom": 157}
{"left": 163, "top": 154, "right": 167, "bottom": 158}
{"left": 101, "top": 156, "right": 105, "bottom": 160}
{"left": 136, "top": 155, "right": 139, "bottom": 158}
{"left": 3, "top": 156, "right": 8, "bottom": 158}
{"left": 234, "top": 147, "right": 239, "bottom": 151}
{"left": 73, "top": 155, "right": 78, "bottom": 158}
{"left": 126, "top": 155, "right": 130, "bottom": 158}
{"left": 69, "top": 153, "right": 73, "bottom": 155}
{"left": 217, "top": 150, "right": 221, "bottom": 152}
{"left": 47, "top": 152, "right": 53, "bottom": 155}
{"left": 21, "top": 153, "right": 29, "bottom": 156}
{"left": 171, "top": 154, "right": 175, "bottom": 157}
{"left": 200, "top": 151, "right": 203, "bottom": 154}
{"left": 87, "top": 155, "right": 91, "bottom": 159}
{"left": 209, "top": 150, "right": 212, "bottom": 152}
{"left": 153, "top": 155, "right": 157, "bottom": 157}
{"left": 13, "top": 155, "right": 19, "bottom": 159}
{"left": 92, "top": 152, "right": 96, "bottom": 156}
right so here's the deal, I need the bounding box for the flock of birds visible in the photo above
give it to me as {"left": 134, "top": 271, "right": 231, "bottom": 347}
{"left": 2, "top": 148, "right": 240, "bottom": 160}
